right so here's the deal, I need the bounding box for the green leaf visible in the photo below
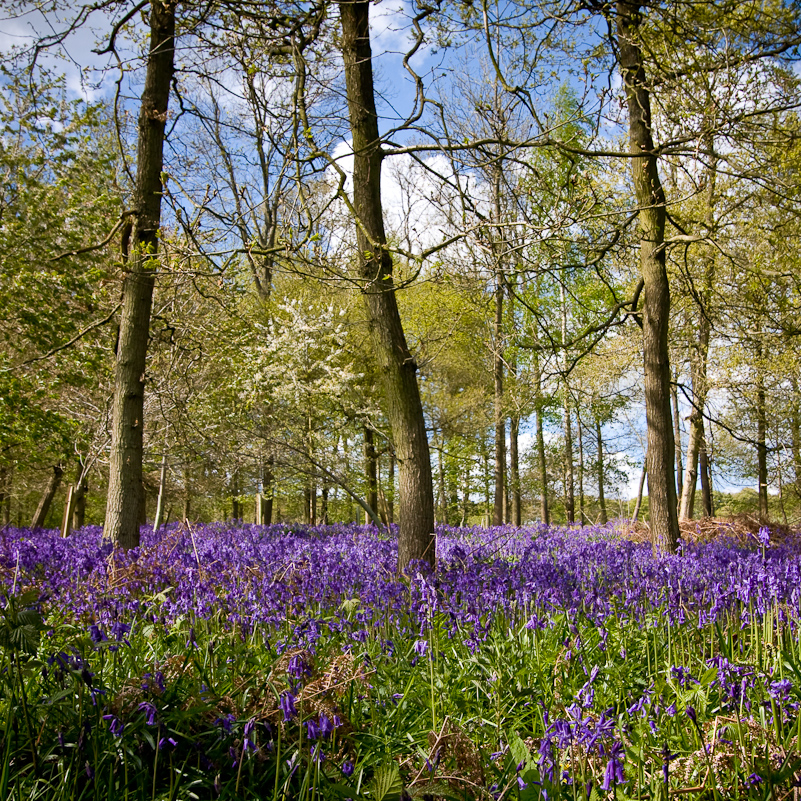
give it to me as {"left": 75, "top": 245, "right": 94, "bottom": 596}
{"left": 369, "top": 763, "right": 403, "bottom": 801}
{"left": 509, "top": 734, "right": 533, "bottom": 771}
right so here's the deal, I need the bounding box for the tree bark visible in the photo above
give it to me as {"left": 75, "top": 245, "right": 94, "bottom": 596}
{"left": 153, "top": 434, "right": 168, "bottom": 534}
{"left": 492, "top": 270, "right": 506, "bottom": 526}
{"left": 105, "top": 0, "right": 176, "bottom": 550}
{"left": 0, "top": 467, "right": 8, "bottom": 525}
{"left": 577, "top": 414, "right": 585, "bottom": 523}
{"left": 756, "top": 342, "right": 769, "bottom": 518}
{"left": 510, "top": 414, "right": 521, "bottom": 526}
{"left": 72, "top": 476, "right": 88, "bottom": 530}
{"left": 792, "top": 375, "right": 801, "bottom": 500}
{"left": 31, "top": 465, "right": 63, "bottom": 529}
{"left": 632, "top": 459, "right": 647, "bottom": 522}
{"left": 387, "top": 451, "right": 395, "bottom": 524}
{"left": 263, "top": 455, "right": 274, "bottom": 525}
{"left": 596, "top": 417, "right": 608, "bottom": 524}
{"left": 320, "top": 485, "right": 329, "bottom": 524}
{"left": 699, "top": 425, "right": 713, "bottom": 516}
{"left": 560, "top": 285, "right": 574, "bottom": 523}
{"left": 231, "top": 469, "right": 240, "bottom": 521}
{"left": 671, "top": 378, "right": 684, "bottom": 505}
{"left": 534, "top": 353, "right": 549, "bottom": 524}
{"left": 339, "top": 0, "right": 435, "bottom": 569}
{"left": 616, "top": 0, "right": 679, "bottom": 551}
{"left": 1, "top": 464, "right": 10, "bottom": 525}
{"left": 364, "top": 425, "right": 378, "bottom": 521}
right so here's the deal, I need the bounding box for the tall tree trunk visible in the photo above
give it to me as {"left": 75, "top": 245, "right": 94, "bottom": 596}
{"left": 387, "top": 452, "right": 395, "bottom": 524}
{"left": 263, "top": 454, "right": 274, "bottom": 525}
{"left": 152, "top": 433, "right": 169, "bottom": 534}
{"left": 699, "top": 425, "right": 713, "bottom": 517}
{"left": 792, "top": 375, "right": 801, "bottom": 500}
{"left": 231, "top": 469, "right": 240, "bottom": 521}
{"left": 577, "top": 415, "right": 585, "bottom": 523}
{"left": 105, "top": 0, "right": 176, "bottom": 550}
{"left": 1, "top": 464, "right": 10, "bottom": 525}
{"left": 0, "top": 467, "right": 6, "bottom": 519}
{"left": 616, "top": 0, "right": 679, "bottom": 551}
{"left": 560, "top": 285, "right": 575, "bottom": 523}
{"left": 31, "top": 465, "right": 63, "bottom": 529}
{"left": 671, "top": 378, "right": 683, "bottom": 505}
{"left": 320, "top": 485, "right": 329, "bottom": 524}
{"left": 437, "top": 445, "right": 448, "bottom": 524}
{"left": 339, "top": 0, "right": 434, "bottom": 569}
{"left": 756, "top": 341, "right": 769, "bottom": 518}
{"left": 679, "top": 162, "right": 715, "bottom": 520}
{"left": 510, "top": 414, "right": 521, "bottom": 526}
{"left": 596, "top": 417, "right": 608, "bottom": 524}
{"left": 364, "top": 425, "right": 378, "bottom": 520}
{"left": 534, "top": 355, "right": 549, "bottom": 525}
{"left": 72, "top": 477, "right": 88, "bottom": 530}
{"left": 492, "top": 270, "right": 506, "bottom": 526}
{"left": 563, "top": 403, "right": 575, "bottom": 523}
{"left": 632, "top": 459, "right": 647, "bottom": 522}
{"left": 481, "top": 438, "right": 491, "bottom": 527}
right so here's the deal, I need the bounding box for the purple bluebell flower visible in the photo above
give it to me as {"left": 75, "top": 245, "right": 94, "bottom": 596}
{"left": 138, "top": 701, "right": 158, "bottom": 726}
{"left": 280, "top": 691, "right": 297, "bottom": 722}
{"left": 102, "top": 714, "right": 124, "bottom": 737}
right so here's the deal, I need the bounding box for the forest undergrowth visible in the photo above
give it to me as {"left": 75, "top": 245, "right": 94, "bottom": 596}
{"left": 1, "top": 520, "right": 800, "bottom": 800}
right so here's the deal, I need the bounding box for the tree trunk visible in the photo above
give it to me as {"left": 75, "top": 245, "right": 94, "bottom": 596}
{"left": 510, "top": 414, "right": 521, "bottom": 526}
{"left": 577, "top": 415, "right": 585, "bottom": 523}
{"left": 71, "top": 460, "right": 89, "bottom": 531}
{"left": 616, "top": 0, "right": 679, "bottom": 551}
{"left": 756, "top": 344, "right": 769, "bottom": 518}
{"left": 437, "top": 444, "right": 447, "bottom": 524}
{"left": 560, "top": 285, "right": 575, "bottom": 523}
{"left": 563, "top": 403, "right": 575, "bottom": 523}
{"left": 320, "top": 485, "right": 329, "bottom": 524}
{"left": 387, "top": 451, "right": 395, "bottom": 524}
{"left": 699, "top": 426, "right": 713, "bottom": 517}
{"left": 632, "top": 459, "right": 647, "bottom": 522}
{"left": 364, "top": 425, "right": 378, "bottom": 520}
{"left": 1, "top": 464, "right": 10, "bottom": 525}
{"left": 231, "top": 469, "right": 240, "bottom": 521}
{"left": 72, "top": 477, "right": 88, "bottom": 530}
{"left": 671, "top": 378, "right": 684, "bottom": 505}
{"left": 481, "top": 438, "right": 491, "bottom": 526}
{"left": 679, "top": 253, "right": 714, "bottom": 520}
{"left": 339, "top": 0, "right": 434, "bottom": 569}
{"left": 596, "top": 417, "right": 608, "bottom": 524}
{"left": 534, "top": 355, "right": 549, "bottom": 525}
{"left": 105, "top": 0, "right": 176, "bottom": 550}
{"left": 153, "top": 435, "right": 168, "bottom": 534}
{"left": 492, "top": 271, "right": 505, "bottom": 526}
{"left": 31, "top": 465, "right": 63, "bottom": 529}
{"left": 263, "top": 455, "right": 274, "bottom": 525}
{"left": 791, "top": 377, "right": 801, "bottom": 500}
